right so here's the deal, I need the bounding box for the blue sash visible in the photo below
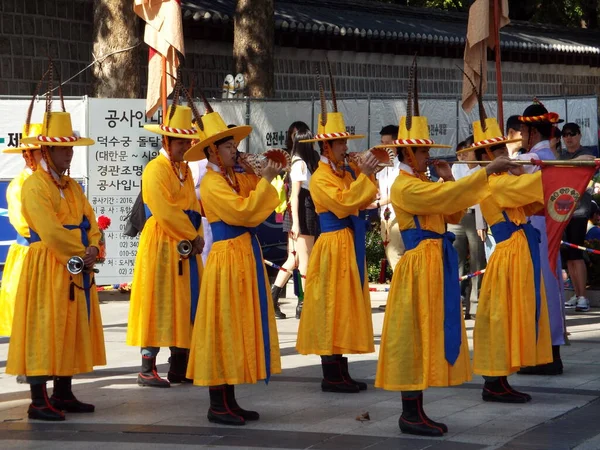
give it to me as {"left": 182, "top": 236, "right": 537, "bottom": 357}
{"left": 144, "top": 204, "right": 201, "bottom": 324}
{"left": 210, "top": 221, "right": 272, "bottom": 384}
{"left": 30, "top": 216, "right": 93, "bottom": 320}
{"left": 490, "top": 212, "right": 541, "bottom": 337}
{"left": 400, "top": 216, "right": 461, "bottom": 365}
{"left": 318, "top": 211, "right": 367, "bottom": 286}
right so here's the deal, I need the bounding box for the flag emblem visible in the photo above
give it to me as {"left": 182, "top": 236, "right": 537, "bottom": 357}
{"left": 548, "top": 187, "right": 580, "bottom": 222}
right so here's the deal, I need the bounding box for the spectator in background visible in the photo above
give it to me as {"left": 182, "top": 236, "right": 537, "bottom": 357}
{"left": 375, "top": 124, "right": 404, "bottom": 311}
{"left": 271, "top": 121, "right": 311, "bottom": 319}
{"left": 560, "top": 122, "right": 595, "bottom": 312}
{"left": 586, "top": 200, "right": 600, "bottom": 240}
{"left": 506, "top": 115, "right": 524, "bottom": 157}
{"left": 450, "top": 135, "right": 486, "bottom": 320}
{"left": 550, "top": 126, "right": 562, "bottom": 159}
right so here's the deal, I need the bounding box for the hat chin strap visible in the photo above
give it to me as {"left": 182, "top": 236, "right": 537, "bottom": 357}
{"left": 405, "top": 147, "right": 428, "bottom": 181}
{"left": 485, "top": 148, "right": 496, "bottom": 161}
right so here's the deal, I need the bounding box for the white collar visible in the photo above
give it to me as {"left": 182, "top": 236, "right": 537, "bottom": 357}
{"left": 398, "top": 161, "right": 415, "bottom": 175}
{"left": 159, "top": 148, "right": 170, "bottom": 160}
{"left": 24, "top": 167, "right": 33, "bottom": 175}
{"left": 530, "top": 140, "right": 550, "bottom": 153}
{"left": 207, "top": 161, "right": 221, "bottom": 173}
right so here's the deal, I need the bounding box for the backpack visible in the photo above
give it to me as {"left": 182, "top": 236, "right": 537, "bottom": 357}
{"left": 123, "top": 183, "right": 146, "bottom": 237}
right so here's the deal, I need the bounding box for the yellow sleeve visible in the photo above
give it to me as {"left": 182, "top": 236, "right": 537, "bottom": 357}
{"left": 444, "top": 211, "right": 466, "bottom": 225}
{"left": 79, "top": 183, "right": 102, "bottom": 248}
{"left": 488, "top": 172, "right": 543, "bottom": 209}
{"left": 21, "top": 178, "right": 86, "bottom": 265}
{"left": 7, "top": 176, "right": 28, "bottom": 236}
{"left": 201, "top": 176, "right": 280, "bottom": 228}
{"left": 143, "top": 163, "right": 200, "bottom": 242}
{"left": 311, "top": 173, "right": 378, "bottom": 219}
{"left": 393, "top": 168, "right": 489, "bottom": 216}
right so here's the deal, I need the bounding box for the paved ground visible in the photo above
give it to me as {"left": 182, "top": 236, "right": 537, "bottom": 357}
{"left": 1, "top": 286, "right": 600, "bottom": 449}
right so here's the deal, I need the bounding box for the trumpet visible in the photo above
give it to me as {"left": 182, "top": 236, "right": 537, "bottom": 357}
{"left": 347, "top": 147, "right": 395, "bottom": 169}
{"left": 67, "top": 256, "right": 85, "bottom": 275}
{"left": 177, "top": 240, "right": 193, "bottom": 257}
{"left": 67, "top": 256, "right": 100, "bottom": 274}
{"left": 239, "top": 149, "right": 292, "bottom": 175}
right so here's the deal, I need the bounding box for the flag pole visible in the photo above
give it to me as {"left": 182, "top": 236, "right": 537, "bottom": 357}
{"left": 161, "top": 55, "right": 168, "bottom": 115}
{"left": 493, "top": 0, "right": 504, "bottom": 134}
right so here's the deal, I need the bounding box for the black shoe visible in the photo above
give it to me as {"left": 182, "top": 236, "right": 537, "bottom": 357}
{"left": 138, "top": 356, "right": 170, "bottom": 388}
{"left": 321, "top": 360, "right": 359, "bottom": 393}
{"left": 226, "top": 385, "right": 259, "bottom": 421}
{"left": 167, "top": 352, "right": 193, "bottom": 384}
{"left": 416, "top": 393, "right": 448, "bottom": 433}
{"left": 498, "top": 377, "right": 532, "bottom": 402}
{"left": 398, "top": 395, "right": 444, "bottom": 437}
{"left": 52, "top": 377, "right": 95, "bottom": 413}
{"left": 207, "top": 385, "right": 245, "bottom": 426}
{"left": 295, "top": 301, "right": 303, "bottom": 320}
{"left": 28, "top": 383, "right": 65, "bottom": 421}
{"left": 271, "top": 285, "right": 287, "bottom": 320}
{"left": 339, "top": 357, "right": 367, "bottom": 390}
{"left": 482, "top": 378, "right": 529, "bottom": 403}
{"left": 518, "top": 360, "right": 563, "bottom": 376}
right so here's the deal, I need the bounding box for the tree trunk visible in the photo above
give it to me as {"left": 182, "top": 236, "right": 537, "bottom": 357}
{"left": 233, "top": 0, "right": 275, "bottom": 98}
{"left": 92, "top": 0, "right": 142, "bottom": 98}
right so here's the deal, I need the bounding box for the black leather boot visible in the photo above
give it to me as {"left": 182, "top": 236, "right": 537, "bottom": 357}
{"left": 321, "top": 359, "right": 359, "bottom": 393}
{"left": 226, "top": 385, "right": 259, "bottom": 421}
{"left": 271, "top": 285, "right": 286, "bottom": 320}
{"left": 167, "top": 351, "right": 193, "bottom": 383}
{"left": 137, "top": 355, "right": 170, "bottom": 388}
{"left": 51, "top": 377, "right": 95, "bottom": 413}
{"left": 518, "top": 346, "right": 563, "bottom": 375}
{"left": 416, "top": 393, "right": 447, "bottom": 432}
{"left": 28, "top": 382, "right": 65, "bottom": 421}
{"left": 398, "top": 395, "right": 444, "bottom": 437}
{"left": 482, "top": 377, "right": 529, "bottom": 403}
{"left": 339, "top": 357, "right": 367, "bottom": 391}
{"left": 207, "top": 385, "right": 245, "bottom": 426}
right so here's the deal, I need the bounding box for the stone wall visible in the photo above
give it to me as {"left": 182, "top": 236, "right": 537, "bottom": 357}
{"left": 186, "top": 41, "right": 600, "bottom": 101}
{"left": 0, "top": 0, "right": 94, "bottom": 96}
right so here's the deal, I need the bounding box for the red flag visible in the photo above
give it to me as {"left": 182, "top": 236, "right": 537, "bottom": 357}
{"left": 134, "top": 0, "right": 184, "bottom": 117}
{"left": 543, "top": 165, "right": 597, "bottom": 274}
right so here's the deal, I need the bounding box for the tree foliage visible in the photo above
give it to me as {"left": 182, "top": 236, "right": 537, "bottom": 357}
{"left": 373, "top": 0, "right": 600, "bottom": 29}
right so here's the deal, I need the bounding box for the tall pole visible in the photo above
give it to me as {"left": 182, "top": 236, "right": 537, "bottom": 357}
{"left": 493, "top": 0, "right": 504, "bottom": 134}
{"left": 161, "top": 56, "right": 168, "bottom": 116}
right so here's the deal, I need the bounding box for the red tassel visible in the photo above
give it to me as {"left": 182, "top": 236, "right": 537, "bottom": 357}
{"left": 378, "top": 258, "right": 387, "bottom": 284}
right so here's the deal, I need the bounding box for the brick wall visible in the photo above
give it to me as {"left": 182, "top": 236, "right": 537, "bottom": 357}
{"left": 0, "top": 0, "right": 93, "bottom": 96}
{"left": 186, "top": 41, "right": 600, "bottom": 101}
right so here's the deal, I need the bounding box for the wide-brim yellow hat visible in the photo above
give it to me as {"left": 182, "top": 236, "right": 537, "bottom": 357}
{"left": 300, "top": 112, "right": 365, "bottom": 143}
{"left": 374, "top": 116, "right": 451, "bottom": 149}
{"left": 3, "top": 123, "right": 43, "bottom": 153}
{"left": 184, "top": 111, "right": 252, "bottom": 162}
{"left": 144, "top": 105, "right": 202, "bottom": 139}
{"left": 457, "top": 118, "right": 522, "bottom": 154}
{"left": 21, "top": 112, "right": 94, "bottom": 147}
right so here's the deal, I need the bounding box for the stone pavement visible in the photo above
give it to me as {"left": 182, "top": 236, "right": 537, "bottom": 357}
{"left": 1, "top": 287, "right": 600, "bottom": 449}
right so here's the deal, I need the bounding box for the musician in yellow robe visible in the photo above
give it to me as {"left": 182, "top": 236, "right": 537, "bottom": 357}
{"left": 185, "top": 108, "right": 282, "bottom": 426}
{"left": 374, "top": 114, "right": 517, "bottom": 437}
{"left": 126, "top": 102, "right": 204, "bottom": 388}
{"left": 0, "top": 123, "right": 43, "bottom": 337}
{"left": 6, "top": 108, "right": 105, "bottom": 421}
{"left": 466, "top": 117, "right": 554, "bottom": 402}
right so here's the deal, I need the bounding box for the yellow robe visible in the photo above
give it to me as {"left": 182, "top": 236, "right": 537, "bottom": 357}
{"left": 127, "top": 154, "right": 203, "bottom": 349}
{"left": 375, "top": 168, "right": 489, "bottom": 391}
{"left": 6, "top": 171, "right": 106, "bottom": 376}
{"left": 473, "top": 172, "right": 553, "bottom": 376}
{"left": 0, "top": 169, "right": 32, "bottom": 336}
{"left": 296, "top": 161, "right": 378, "bottom": 355}
{"left": 187, "top": 169, "right": 281, "bottom": 385}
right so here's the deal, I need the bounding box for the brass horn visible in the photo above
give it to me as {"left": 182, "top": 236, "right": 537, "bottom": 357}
{"left": 67, "top": 256, "right": 85, "bottom": 275}
{"left": 177, "top": 240, "right": 193, "bottom": 257}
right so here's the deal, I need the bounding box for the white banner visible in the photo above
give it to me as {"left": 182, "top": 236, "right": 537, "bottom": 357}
{"left": 0, "top": 98, "right": 88, "bottom": 178}
{"left": 566, "top": 97, "right": 598, "bottom": 148}
{"left": 420, "top": 99, "right": 458, "bottom": 157}
{"left": 335, "top": 99, "right": 370, "bottom": 153}
{"left": 87, "top": 98, "right": 161, "bottom": 285}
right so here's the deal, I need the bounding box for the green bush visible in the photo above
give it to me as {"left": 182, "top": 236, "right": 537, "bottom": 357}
{"left": 366, "top": 224, "right": 393, "bottom": 283}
